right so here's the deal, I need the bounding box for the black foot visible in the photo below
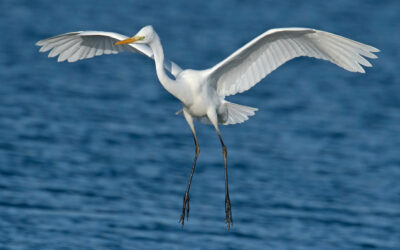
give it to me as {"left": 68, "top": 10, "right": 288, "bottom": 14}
{"left": 225, "top": 195, "right": 233, "bottom": 230}
{"left": 179, "top": 193, "right": 190, "bottom": 227}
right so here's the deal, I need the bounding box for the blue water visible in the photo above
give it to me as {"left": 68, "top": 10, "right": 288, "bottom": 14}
{"left": 1, "top": 0, "right": 399, "bottom": 249}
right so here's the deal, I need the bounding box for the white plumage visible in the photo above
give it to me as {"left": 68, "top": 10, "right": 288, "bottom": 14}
{"left": 36, "top": 31, "right": 182, "bottom": 76}
{"left": 36, "top": 25, "right": 379, "bottom": 230}
{"left": 210, "top": 28, "right": 378, "bottom": 97}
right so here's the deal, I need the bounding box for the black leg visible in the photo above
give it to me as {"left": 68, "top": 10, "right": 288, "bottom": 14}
{"left": 179, "top": 133, "right": 200, "bottom": 227}
{"left": 207, "top": 110, "right": 233, "bottom": 230}
{"left": 218, "top": 133, "right": 233, "bottom": 230}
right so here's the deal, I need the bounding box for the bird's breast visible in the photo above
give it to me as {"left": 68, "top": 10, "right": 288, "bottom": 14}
{"left": 179, "top": 69, "right": 221, "bottom": 118}
{"left": 186, "top": 95, "right": 210, "bottom": 117}
{"left": 186, "top": 90, "right": 221, "bottom": 118}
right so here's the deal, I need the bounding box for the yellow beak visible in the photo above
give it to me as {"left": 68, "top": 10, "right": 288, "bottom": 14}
{"left": 114, "top": 36, "right": 145, "bottom": 45}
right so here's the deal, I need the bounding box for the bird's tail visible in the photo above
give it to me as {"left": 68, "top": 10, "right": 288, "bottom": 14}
{"left": 175, "top": 102, "right": 258, "bottom": 125}
{"left": 223, "top": 102, "right": 258, "bottom": 125}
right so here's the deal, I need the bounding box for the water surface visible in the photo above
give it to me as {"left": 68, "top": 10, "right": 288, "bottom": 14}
{"left": 0, "top": 0, "right": 399, "bottom": 249}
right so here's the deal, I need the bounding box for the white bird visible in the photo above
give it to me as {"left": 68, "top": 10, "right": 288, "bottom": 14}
{"left": 36, "top": 25, "right": 379, "bottom": 230}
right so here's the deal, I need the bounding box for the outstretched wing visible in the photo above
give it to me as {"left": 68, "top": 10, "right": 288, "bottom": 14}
{"left": 36, "top": 31, "right": 183, "bottom": 77}
{"left": 207, "top": 28, "right": 379, "bottom": 97}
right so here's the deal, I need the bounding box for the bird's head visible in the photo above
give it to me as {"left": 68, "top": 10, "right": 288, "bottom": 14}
{"left": 114, "top": 25, "right": 155, "bottom": 45}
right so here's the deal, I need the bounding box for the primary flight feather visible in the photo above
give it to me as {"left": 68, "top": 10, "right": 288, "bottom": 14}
{"left": 36, "top": 25, "right": 379, "bottom": 230}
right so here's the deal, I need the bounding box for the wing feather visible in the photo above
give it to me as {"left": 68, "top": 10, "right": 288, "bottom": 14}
{"left": 58, "top": 41, "right": 81, "bottom": 62}
{"left": 95, "top": 37, "right": 104, "bottom": 56}
{"left": 69, "top": 46, "right": 86, "bottom": 63}
{"left": 78, "top": 43, "right": 92, "bottom": 60}
{"left": 36, "top": 31, "right": 183, "bottom": 78}
{"left": 39, "top": 35, "right": 77, "bottom": 52}
{"left": 207, "top": 28, "right": 379, "bottom": 97}
{"left": 103, "top": 38, "right": 112, "bottom": 55}
{"left": 86, "top": 38, "right": 99, "bottom": 59}
{"left": 48, "top": 39, "right": 79, "bottom": 58}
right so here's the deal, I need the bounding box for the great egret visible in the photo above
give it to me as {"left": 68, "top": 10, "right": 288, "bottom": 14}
{"left": 36, "top": 25, "right": 379, "bottom": 230}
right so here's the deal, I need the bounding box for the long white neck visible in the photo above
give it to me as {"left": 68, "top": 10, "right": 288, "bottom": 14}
{"left": 149, "top": 33, "right": 181, "bottom": 99}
